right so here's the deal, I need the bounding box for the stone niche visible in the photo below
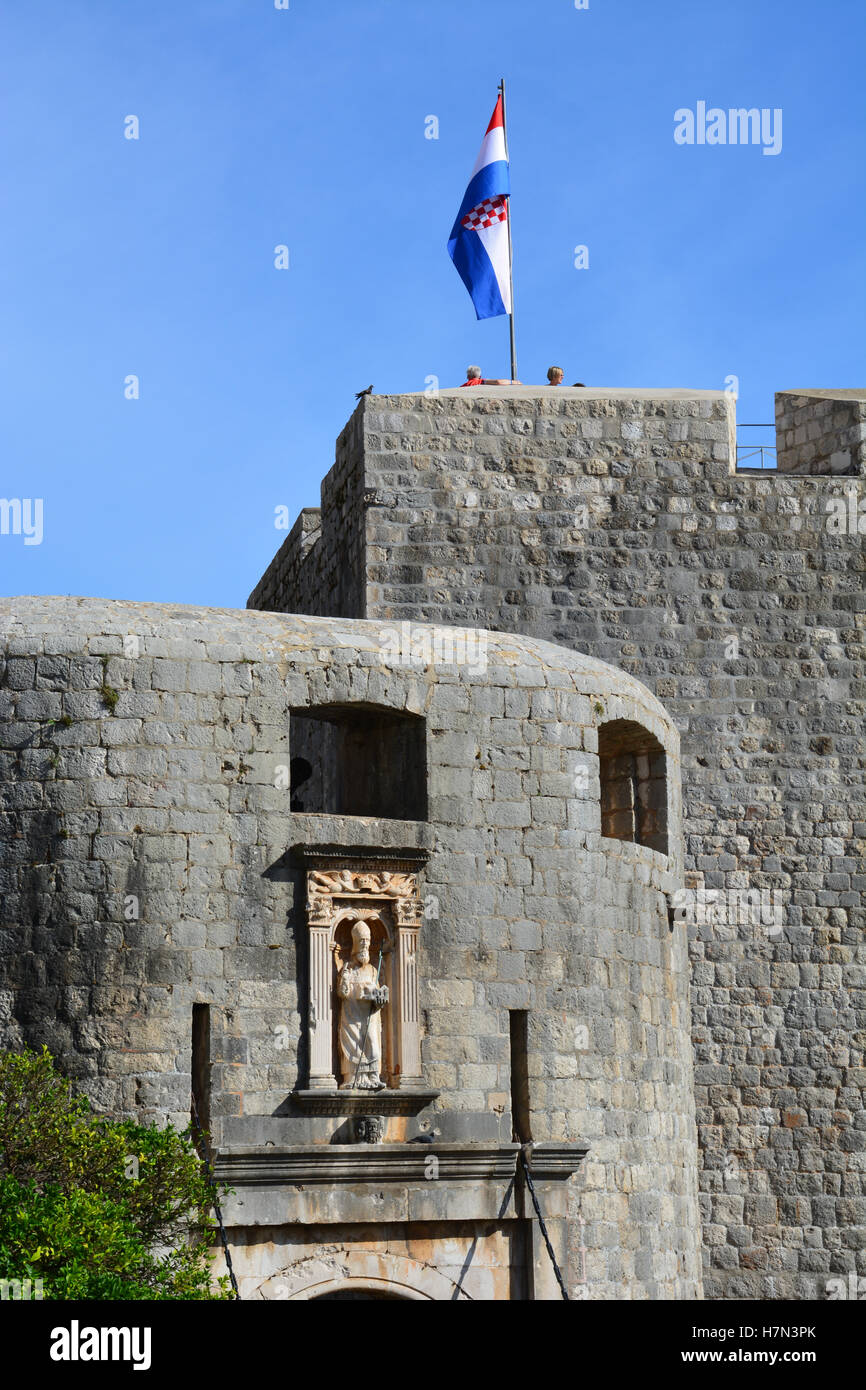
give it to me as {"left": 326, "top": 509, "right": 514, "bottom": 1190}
{"left": 298, "top": 851, "right": 429, "bottom": 1099}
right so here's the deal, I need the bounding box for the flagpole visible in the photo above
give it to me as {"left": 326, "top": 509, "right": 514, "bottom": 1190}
{"left": 499, "top": 77, "right": 518, "bottom": 382}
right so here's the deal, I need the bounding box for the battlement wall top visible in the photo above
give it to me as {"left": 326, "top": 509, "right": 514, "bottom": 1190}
{"left": 368, "top": 386, "right": 731, "bottom": 401}
{"left": 775, "top": 388, "right": 866, "bottom": 476}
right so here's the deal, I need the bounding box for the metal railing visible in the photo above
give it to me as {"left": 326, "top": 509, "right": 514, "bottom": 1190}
{"left": 736, "top": 424, "right": 777, "bottom": 470}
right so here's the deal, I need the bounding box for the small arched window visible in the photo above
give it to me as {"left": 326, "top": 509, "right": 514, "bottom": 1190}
{"left": 598, "top": 719, "right": 668, "bottom": 855}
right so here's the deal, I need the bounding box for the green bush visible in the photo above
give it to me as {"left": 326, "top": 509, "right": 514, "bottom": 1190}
{"left": 0, "top": 1046, "right": 231, "bottom": 1299}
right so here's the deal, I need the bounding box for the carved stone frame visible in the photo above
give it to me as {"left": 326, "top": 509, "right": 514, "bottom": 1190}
{"left": 304, "top": 860, "right": 425, "bottom": 1092}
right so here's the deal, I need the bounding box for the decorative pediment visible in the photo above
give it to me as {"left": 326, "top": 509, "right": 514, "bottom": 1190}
{"left": 306, "top": 868, "right": 423, "bottom": 930}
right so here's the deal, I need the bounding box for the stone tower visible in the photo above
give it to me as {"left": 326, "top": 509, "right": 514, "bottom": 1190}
{"left": 248, "top": 385, "right": 866, "bottom": 1300}
{"left": 0, "top": 594, "right": 698, "bottom": 1299}
{"left": 1, "top": 384, "right": 862, "bottom": 1300}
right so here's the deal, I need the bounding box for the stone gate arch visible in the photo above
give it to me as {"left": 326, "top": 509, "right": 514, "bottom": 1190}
{"left": 253, "top": 1250, "right": 474, "bottom": 1301}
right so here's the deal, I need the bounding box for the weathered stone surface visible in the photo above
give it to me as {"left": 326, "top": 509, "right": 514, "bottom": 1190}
{"left": 776, "top": 390, "right": 866, "bottom": 476}
{"left": 0, "top": 593, "right": 696, "bottom": 1300}
{"left": 248, "top": 387, "right": 866, "bottom": 1301}
{"left": 5, "top": 385, "right": 862, "bottom": 1300}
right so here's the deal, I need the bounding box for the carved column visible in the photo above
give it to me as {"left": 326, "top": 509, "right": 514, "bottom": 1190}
{"left": 308, "top": 925, "right": 337, "bottom": 1090}
{"left": 396, "top": 919, "right": 423, "bottom": 1088}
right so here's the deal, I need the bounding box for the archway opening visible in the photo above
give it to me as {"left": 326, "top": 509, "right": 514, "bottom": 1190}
{"left": 598, "top": 719, "right": 668, "bottom": 854}
{"left": 312, "top": 1288, "right": 413, "bottom": 1300}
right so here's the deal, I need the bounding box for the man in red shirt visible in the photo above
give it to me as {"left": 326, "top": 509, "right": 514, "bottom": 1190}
{"left": 459, "top": 365, "right": 516, "bottom": 386}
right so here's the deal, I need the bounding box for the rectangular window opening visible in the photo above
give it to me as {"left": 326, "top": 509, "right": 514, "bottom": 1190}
{"left": 599, "top": 719, "right": 669, "bottom": 854}
{"left": 191, "top": 1003, "right": 211, "bottom": 1149}
{"left": 509, "top": 1009, "right": 532, "bottom": 1144}
{"left": 290, "top": 704, "right": 427, "bottom": 820}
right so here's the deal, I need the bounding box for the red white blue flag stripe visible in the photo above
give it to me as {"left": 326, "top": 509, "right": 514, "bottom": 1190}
{"left": 447, "top": 95, "right": 512, "bottom": 320}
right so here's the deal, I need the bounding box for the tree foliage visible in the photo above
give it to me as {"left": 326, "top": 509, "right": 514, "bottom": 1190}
{"left": 0, "top": 1047, "right": 231, "bottom": 1299}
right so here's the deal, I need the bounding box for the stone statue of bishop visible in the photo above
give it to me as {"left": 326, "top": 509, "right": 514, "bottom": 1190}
{"left": 338, "top": 921, "right": 389, "bottom": 1089}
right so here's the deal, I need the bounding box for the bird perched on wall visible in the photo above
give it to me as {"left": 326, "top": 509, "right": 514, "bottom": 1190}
{"left": 355, "top": 384, "right": 373, "bottom": 399}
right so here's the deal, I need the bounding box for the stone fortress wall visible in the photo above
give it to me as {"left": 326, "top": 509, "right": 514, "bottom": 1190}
{"left": 776, "top": 390, "right": 866, "bottom": 478}
{"left": 249, "top": 385, "right": 866, "bottom": 1300}
{"left": 0, "top": 597, "right": 699, "bottom": 1300}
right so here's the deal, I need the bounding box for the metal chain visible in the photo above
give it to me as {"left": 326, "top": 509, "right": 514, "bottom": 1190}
{"left": 190, "top": 1091, "right": 240, "bottom": 1300}
{"left": 519, "top": 1147, "right": 570, "bottom": 1301}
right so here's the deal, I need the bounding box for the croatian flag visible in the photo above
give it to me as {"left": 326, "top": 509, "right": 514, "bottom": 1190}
{"left": 447, "top": 94, "right": 512, "bottom": 320}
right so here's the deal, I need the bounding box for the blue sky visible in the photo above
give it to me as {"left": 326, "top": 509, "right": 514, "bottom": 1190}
{"left": 2, "top": 0, "right": 864, "bottom": 609}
